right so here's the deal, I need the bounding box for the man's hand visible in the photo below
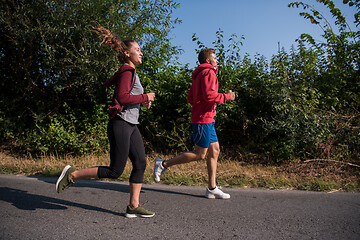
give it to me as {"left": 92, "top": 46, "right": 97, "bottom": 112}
{"left": 227, "top": 90, "right": 236, "bottom": 101}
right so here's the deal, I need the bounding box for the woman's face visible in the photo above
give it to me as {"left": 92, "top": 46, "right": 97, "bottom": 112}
{"left": 125, "top": 42, "right": 143, "bottom": 67}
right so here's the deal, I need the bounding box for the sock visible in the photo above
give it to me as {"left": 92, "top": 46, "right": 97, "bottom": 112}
{"left": 162, "top": 160, "right": 167, "bottom": 168}
{"left": 209, "top": 187, "right": 216, "bottom": 190}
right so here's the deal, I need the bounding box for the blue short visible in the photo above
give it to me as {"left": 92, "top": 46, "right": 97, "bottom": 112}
{"left": 190, "top": 122, "right": 218, "bottom": 148}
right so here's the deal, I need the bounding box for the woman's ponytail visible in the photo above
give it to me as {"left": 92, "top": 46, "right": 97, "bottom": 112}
{"left": 91, "top": 24, "right": 134, "bottom": 63}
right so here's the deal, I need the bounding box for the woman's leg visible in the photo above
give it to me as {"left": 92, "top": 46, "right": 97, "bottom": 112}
{"left": 129, "top": 183, "right": 142, "bottom": 208}
{"left": 98, "top": 119, "right": 132, "bottom": 179}
{"left": 71, "top": 119, "right": 132, "bottom": 181}
{"left": 71, "top": 167, "right": 98, "bottom": 181}
{"left": 128, "top": 126, "right": 147, "bottom": 208}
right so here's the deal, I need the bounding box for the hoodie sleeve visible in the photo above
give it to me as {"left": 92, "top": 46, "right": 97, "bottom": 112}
{"left": 115, "top": 70, "right": 148, "bottom": 105}
{"left": 187, "top": 85, "right": 194, "bottom": 105}
{"left": 201, "top": 70, "right": 230, "bottom": 104}
{"left": 104, "top": 73, "right": 118, "bottom": 88}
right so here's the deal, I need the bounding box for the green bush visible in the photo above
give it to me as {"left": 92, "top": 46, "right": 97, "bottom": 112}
{"left": 1, "top": 0, "right": 359, "bottom": 164}
{"left": 20, "top": 103, "right": 108, "bottom": 155}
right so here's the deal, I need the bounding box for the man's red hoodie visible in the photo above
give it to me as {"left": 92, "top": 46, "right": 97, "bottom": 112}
{"left": 187, "top": 63, "right": 231, "bottom": 124}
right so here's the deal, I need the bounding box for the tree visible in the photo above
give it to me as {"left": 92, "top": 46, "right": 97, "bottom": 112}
{"left": 0, "top": 0, "right": 180, "bottom": 154}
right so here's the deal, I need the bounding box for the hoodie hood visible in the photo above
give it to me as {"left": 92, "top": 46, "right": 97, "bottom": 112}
{"left": 192, "top": 63, "right": 217, "bottom": 80}
{"left": 104, "top": 64, "right": 135, "bottom": 88}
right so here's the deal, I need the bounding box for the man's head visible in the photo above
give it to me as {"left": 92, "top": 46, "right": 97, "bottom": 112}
{"left": 198, "top": 48, "right": 218, "bottom": 66}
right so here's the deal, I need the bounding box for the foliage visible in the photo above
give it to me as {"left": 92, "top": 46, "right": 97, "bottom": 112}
{"left": 189, "top": 0, "right": 359, "bottom": 162}
{"left": 0, "top": 0, "right": 359, "bottom": 164}
{"left": 284, "top": 0, "right": 360, "bottom": 160}
{"left": 139, "top": 64, "right": 193, "bottom": 152}
{"left": 21, "top": 103, "right": 108, "bottom": 155}
{"left": 0, "top": 0, "right": 180, "bottom": 154}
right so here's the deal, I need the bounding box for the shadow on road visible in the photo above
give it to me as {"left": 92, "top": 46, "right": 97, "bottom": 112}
{"left": 0, "top": 187, "right": 123, "bottom": 216}
{"left": 31, "top": 175, "right": 205, "bottom": 199}
{"left": 0, "top": 176, "right": 204, "bottom": 218}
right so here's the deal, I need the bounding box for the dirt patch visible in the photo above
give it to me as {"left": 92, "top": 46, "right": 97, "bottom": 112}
{"left": 1, "top": 148, "right": 359, "bottom": 191}
{"left": 280, "top": 159, "right": 360, "bottom": 182}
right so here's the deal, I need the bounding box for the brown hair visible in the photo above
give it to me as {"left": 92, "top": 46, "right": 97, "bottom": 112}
{"left": 198, "top": 48, "right": 215, "bottom": 64}
{"left": 91, "top": 25, "right": 136, "bottom": 63}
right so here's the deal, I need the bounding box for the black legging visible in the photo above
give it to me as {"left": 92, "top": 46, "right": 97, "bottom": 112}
{"left": 97, "top": 117, "right": 146, "bottom": 183}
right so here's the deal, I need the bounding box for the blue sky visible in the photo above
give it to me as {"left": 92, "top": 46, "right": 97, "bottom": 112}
{"left": 169, "top": 0, "right": 358, "bottom": 68}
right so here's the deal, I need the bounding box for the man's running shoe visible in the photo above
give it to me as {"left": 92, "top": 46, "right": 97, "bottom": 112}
{"left": 125, "top": 204, "right": 155, "bottom": 218}
{"left": 153, "top": 158, "right": 166, "bottom": 183}
{"left": 56, "top": 165, "right": 75, "bottom": 193}
{"left": 205, "top": 186, "right": 230, "bottom": 199}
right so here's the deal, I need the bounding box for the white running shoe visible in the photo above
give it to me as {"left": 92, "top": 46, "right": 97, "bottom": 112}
{"left": 154, "top": 158, "right": 166, "bottom": 183}
{"left": 205, "top": 186, "right": 230, "bottom": 199}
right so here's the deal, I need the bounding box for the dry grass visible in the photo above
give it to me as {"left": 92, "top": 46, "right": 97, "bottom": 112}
{"left": 0, "top": 149, "right": 359, "bottom": 192}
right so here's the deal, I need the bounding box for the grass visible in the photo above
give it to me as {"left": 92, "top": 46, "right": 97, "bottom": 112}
{"left": 0, "top": 149, "right": 359, "bottom": 192}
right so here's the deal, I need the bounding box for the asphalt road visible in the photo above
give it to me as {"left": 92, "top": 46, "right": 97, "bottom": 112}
{"left": 0, "top": 174, "right": 359, "bottom": 240}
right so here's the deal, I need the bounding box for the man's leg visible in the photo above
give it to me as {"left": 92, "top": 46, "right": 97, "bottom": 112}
{"left": 207, "top": 142, "right": 220, "bottom": 189}
{"left": 154, "top": 145, "right": 208, "bottom": 183}
{"left": 164, "top": 144, "right": 208, "bottom": 168}
{"left": 205, "top": 141, "right": 230, "bottom": 199}
{"left": 154, "top": 123, "right": 212, "bottom": 183}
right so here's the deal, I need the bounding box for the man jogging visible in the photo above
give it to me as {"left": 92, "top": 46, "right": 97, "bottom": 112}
{"left": 154, "top": 48, "right": 235, "bottom": 199}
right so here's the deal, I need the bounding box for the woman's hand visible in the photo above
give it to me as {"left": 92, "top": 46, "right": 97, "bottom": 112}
{"left": 143, "top": 92, "right": 155, "bottom": 109}
{"left": 146, "top": 92, "right": 155, "bottom": 102}
{"left": 142, "top": 101, "right": 152, "bottom": 109}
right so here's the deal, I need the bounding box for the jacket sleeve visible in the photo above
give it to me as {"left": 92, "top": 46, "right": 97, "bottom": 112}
{"left": 104, "top": 73, "right": 117, "bottom": 88}
{"left": 187, "top": 85, "right": 194, "bottom": 105}
{"left": 115, "top": 70, "right": 148, "bottom": 105}
{"left": 201, "top": 70, "right": 231, "bottom": 104}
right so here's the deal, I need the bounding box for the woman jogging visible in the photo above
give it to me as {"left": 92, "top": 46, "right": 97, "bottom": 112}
{"left": 56, "top": 25, "right": 156, "bottom": 218}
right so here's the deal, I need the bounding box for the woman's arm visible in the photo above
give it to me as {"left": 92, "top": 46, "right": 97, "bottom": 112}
{"left": 115, "top": 70, "right": 149, "bottom": 105}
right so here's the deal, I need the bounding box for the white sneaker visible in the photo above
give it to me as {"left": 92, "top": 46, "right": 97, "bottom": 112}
{"left": 154, "top": 158, "right": 166, "bottom": 183}
{"left": 205, "top": 186, "right": 230, "bottom": 199}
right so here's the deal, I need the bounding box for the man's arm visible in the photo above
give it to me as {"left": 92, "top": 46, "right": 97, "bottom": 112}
{"left": 201, "top": 70, "right": 231, "bottom": 104}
